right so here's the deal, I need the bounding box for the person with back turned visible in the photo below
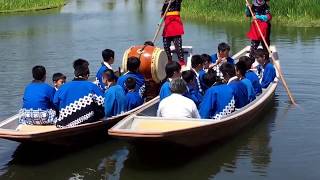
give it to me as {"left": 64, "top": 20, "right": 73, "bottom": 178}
{"left": 19, "top": 65, "right": 56, "bottom": 125}
{"left": 157, "top": 78, "right": 200, "bottom": 119}
{"left": 159, "top": 61, "right": 181, "bottom": 101}
{"left": 104, "top": 69, "right": 127, "bottom": 118}
{"left": 125, "top": 77, "right": 144, "bottom": 111}
{"left": 199, "top": 70, "right": 235, "bottom": 119}
{"left": 117, "top": 57, "right": 145, "bottom": 98}
{"left": 220, "top": 62, "right": 249, "bottom": 109}
{"left": 54, "top": 59, "right": 105, "bottom": 128}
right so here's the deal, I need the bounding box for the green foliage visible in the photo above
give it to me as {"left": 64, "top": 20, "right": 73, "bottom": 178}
{"left": 0, "top": 0, "right": 65, "bottom": 13}
{"left": 182, "top": 0, "right": 320, "bottom": 27}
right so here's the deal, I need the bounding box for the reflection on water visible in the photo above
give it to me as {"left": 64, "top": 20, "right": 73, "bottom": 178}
{"left": 0, "top": 0, "right": 320, "bottom": 179}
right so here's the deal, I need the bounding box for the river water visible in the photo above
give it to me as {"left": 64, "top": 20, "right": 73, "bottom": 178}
{"left": 0, "top": 0, "right": 320, "bottom": 179}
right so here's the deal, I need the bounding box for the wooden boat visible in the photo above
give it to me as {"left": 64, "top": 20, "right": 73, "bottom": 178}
{"left": 108, "top": 46, "right": 280, "bottom": 147}
{"left": 0, "top": 45, "right": 193, "bottom": 145}
{"left": 0, "top": 97, "right": 159, "bottom": 145}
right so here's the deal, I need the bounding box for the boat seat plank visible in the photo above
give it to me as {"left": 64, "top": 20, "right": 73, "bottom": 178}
{"left": 132, "top": 119, "right": 210, "bottom": 132}
{"left": 16, "top": 125, "right": 58, "bottom": 132}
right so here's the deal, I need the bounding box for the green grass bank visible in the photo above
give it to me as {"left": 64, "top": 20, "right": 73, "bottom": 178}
{"left": 0, "top": 0, "right": 66, "bottom": 13}
{"left": 182, "top": 0, "right": 320, "bottom": 27}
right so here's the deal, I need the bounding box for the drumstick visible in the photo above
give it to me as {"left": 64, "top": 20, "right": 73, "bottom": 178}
{"left": 152, "top": 0, "right": 174, "bottom": 44}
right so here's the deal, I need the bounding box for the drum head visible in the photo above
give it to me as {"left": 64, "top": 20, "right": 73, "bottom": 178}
{"left": 122, "top": 47, "right": 131, "bottom": 73}
{"left": 151, "top": 48, "right": 168, "bottom": 83}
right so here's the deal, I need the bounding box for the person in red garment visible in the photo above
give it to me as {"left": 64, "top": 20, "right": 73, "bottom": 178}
{"left": 162, "top": 0, "right": 185, "bottom": 66}
{"left": 246, "top": 0, "right": 272, "bottom": 60}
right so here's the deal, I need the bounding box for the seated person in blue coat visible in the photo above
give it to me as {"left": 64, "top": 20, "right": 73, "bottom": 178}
{"left": 117, "top": 57, "right": 145, "bottom": 98}
{"left": 210, "top": 42, "right": 235, "bottom": 79}
{"left": 236, "top": 61, "right": 256, "bottom": 102}
{"left": 239, "top": 56, "right": 262, "bottom": 95}
{"left": 54, "top": 59, "right": 105, "bottom": 128}
{"left": 159, "top": 61, "right": 181, "bottom": 101}
{"left": 191, "top": 55, "right": 205, "bottom": 94}
{"left": 255, "top": 48, "right": 276, "bottom": 89}
{"left": 96, "top": 49, "right": 115, "bottom": 92}
{"left": 199, "top": 70, "right": 236, "bottom": 119}
{"left": 200, "top": 54, "right": 212, "bottom": 92}
{"left": 19, "top": 65, "right": 56, "bottom": 125}
{"left": 125, "top": 77, "right": 144, "bottom": 111}
{"left": 52, "top": 72, "right": 66, "bottom": 91}
{"left": 220, "top": 62, "right": 249, "bottom": 109}
{"left": 103, "top": 69, "right": 128, "bottom": 118}
{"left": 182, "top": 70, "right": 203, "bottom": 108}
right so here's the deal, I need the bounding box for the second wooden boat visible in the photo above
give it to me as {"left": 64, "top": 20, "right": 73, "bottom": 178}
{"left": 108, "top": 46, "right": 280, "bottom": 147}
{"left": 0, "top": 93, "right": 159, "bottom": 145}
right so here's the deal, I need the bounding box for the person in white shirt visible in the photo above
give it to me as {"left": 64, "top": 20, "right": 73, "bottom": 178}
{"left": 157, "top": 78, "right": 200, "bottom": 119}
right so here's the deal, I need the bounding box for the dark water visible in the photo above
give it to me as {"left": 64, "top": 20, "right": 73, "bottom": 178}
{"left": 0, "top": 0, "right": 320, "bottom": 179}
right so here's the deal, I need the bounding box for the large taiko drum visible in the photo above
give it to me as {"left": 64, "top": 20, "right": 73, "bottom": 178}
{"left": 122, "top": 45, "right": 168, "bottom": 83}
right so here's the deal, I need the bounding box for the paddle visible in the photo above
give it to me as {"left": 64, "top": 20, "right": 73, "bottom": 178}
{"left": 245, "top": 0, "right": 297, "bottom": 105}
{"left": 152, "top": 0, "right": 174, "bottom": 44}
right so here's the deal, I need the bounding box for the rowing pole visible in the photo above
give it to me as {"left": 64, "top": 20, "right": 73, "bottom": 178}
{"left": 152, "top": 0, "right": 173, "bottom": 44}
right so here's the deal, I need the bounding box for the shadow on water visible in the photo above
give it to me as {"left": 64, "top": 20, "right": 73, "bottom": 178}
{"left": 119, "top": 97, "right": 279, "bottom": 179}
{"left": 1, "top": 139, "right": 130, "bottom": 180}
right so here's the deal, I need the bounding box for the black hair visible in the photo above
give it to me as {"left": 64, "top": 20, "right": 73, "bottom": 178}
{"left": 125, "top": 77, "right": 136, "bottom": 90}
{"left": 239, "top": 56, "right": 253, "bottom": 70}
{"left": 201, "top": 54, "right": 212, "bottom": 63}
{"left": 218, "top": 42, "right": 230, "bottom": 53}
{"left": 182, "top": 70, "right": 195, "bottom": 83}
{"left": 165, "top": 61, "right": 181, "bottom": 79}
{"left": 102, "top": 49, "right": 115, "bottom": 62}
{"left": 203, "top": 71, "right": 218, "bottom": 87}
{"left": 104, "top": 69, "right": 116, "bottom": 82}
{"left": 191, "top": 55, "right": 204, "bottom": 69}
{"left": 220, "top": 62, "right": 236, "bottom": 78}
{"left": 32, "top": 65, "right": 46, "bottom": 81}
{"left": 52, "top": 73, "right": 66, "bottom": 82}
{"left": 236, "top": 61, "right": 247, "bottom": 77}
{"left": 127, "top": 57, "right": 141, "bottom": 72}
{"left": 73, "top": 59, "right": 90, "bottom": 77}
{"left": 144, "top": 41, "right": 154, "bottom": 46}
{"left": 255, "top": 48, "right": 269, "bottom": 60}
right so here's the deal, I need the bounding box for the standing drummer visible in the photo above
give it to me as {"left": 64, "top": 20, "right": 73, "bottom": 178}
{"left": 162, "top": 0, "right": 185, "bottom": 66}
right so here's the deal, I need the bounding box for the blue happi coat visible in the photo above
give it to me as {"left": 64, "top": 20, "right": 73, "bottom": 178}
{"left": 54, "top": 79, "right": 105, "bottom": 128}
{"left": 184, "top": 85, "right": 203, "bottom": 108}
{"left": 22, "top": 81, "right": 55, "bottom": 110}
{"left": 159, "top": 81, "right": 171, "bottom": 101}
{"left": 198, "top": 69, "right": 208, "bottom": 92}
{"left": 261, "top": 62, "right": 276, "bottom": 88}
{"left": 199, "top": 83, "right": 235, "bottom": 119}
{"left": 228, "top": 78, "right": 249, "bottom": 109}
{"left": 126, "top": 91, "right": 144, "bottom": 111}
{"left": 95, "top": 63, "right": 111, "bottom": 92}
{"left": 245, "top": 70, "right": 262, "bottom": 95}
{"left": 241, "top": 78, "right": 256, "bottom": 102}
{"left": 104, "top": 85, "right": 127, "bottom": 118}
{"left": 117, "top": 72, "right": 145, "bottom": 97}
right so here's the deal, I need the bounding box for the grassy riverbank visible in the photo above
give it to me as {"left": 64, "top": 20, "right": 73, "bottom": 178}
{"left": 0, "top": 0, "right": 66, "bottom": 13}
{"left": 182, "top": 0, "right": 320, "bottom": 27}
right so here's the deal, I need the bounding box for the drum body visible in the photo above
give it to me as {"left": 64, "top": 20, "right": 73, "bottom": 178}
{"left": 122, "top": 45, "right": 168, "bottom": 83}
